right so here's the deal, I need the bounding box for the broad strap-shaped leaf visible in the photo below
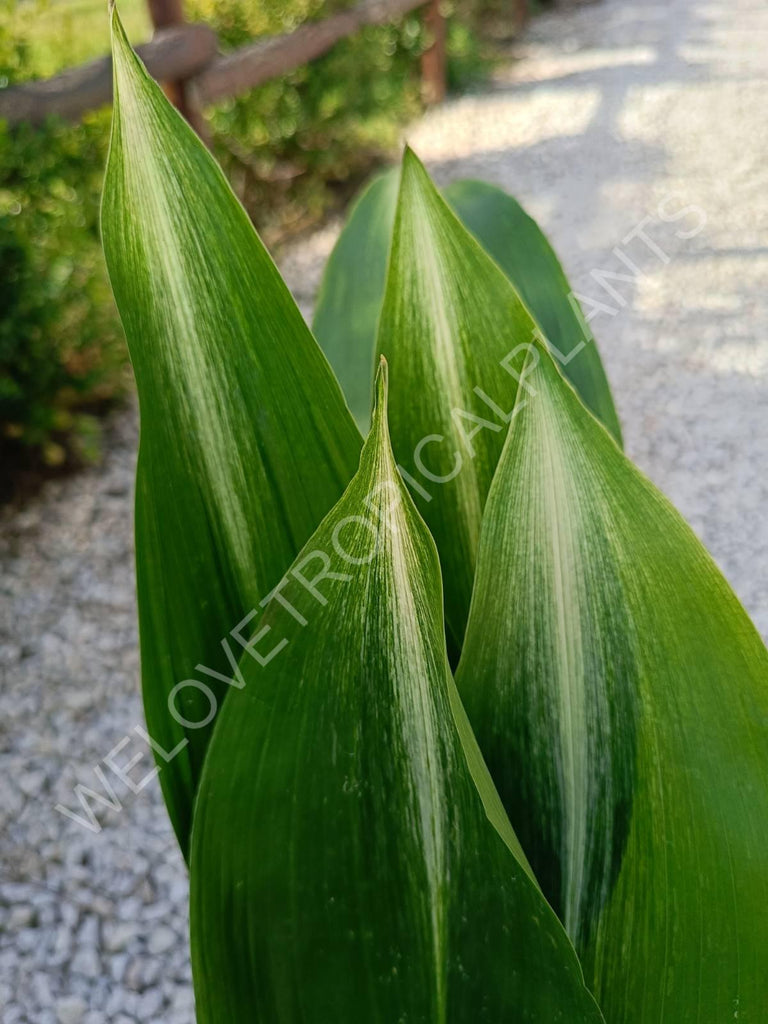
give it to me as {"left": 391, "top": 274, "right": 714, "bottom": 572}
{"left": 102, "top": 10, "right": 361, "bottom": 855}
{"left": 379, "top": 149, "right": 613, "bottom": 647}
{"left": 443, "top": 180, "right": 622, "bottom": 445}
{"left": 313, "top": 165, "right": 620, "bottom": 443}
{"left": 189, "top": 362, "right": 604, "bottom": 1024}
{"left": 456, "top": 344, "right": 768, "bottom": 1020}
{"left": 313, "top": 169, "right": 400, "bottom": 431}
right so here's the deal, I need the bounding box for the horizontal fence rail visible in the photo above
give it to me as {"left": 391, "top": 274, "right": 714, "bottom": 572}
{"left": 195, "top": 0, "right": 427, "bottom": 106}
{"left": 0, "top": 0, "right": 440, "bottom": 128}
{"left": 0, "top": 24, "right": 217, "bottom": 125}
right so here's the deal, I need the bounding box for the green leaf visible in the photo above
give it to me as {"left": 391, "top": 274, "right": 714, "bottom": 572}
{"left": 313, "top": 168, "right": 620, "bottom": 444}
{"left": 315, "top": 154, "right": 621, "bottom": 644}
{"left": 313, "top": 169, "right": 400, "bottom": 431}
{"left": 443, "top": 180, "right": 622, "bottom": 446}
{"left": 189, "top": 361, "right": 605, "bottom": 1024}
{"left": 456, "top": 334, "right": 768, "bottom": 1019}
{"left": 101, "top": 10, "right": 361, "bottom": 855}
{"left": 377, "top": 150, "right": 560, "bottom": 646}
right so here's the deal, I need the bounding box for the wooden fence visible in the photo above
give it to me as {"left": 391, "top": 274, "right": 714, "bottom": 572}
{"left": 0, "top": 0, "right": 448, "bottom": 129}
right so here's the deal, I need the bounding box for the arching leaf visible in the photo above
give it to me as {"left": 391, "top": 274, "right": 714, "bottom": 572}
{"left": 457, "top": 335, "right": 768, "bottom": 1021}
{"left": 102, "top": 10, "right": 361, "bottom": 855}
{"left": 378, "top": 150, "right": 573, "bottom": 647}
{"left": 189, "top": 362, "right": 604, "bottom": 1024}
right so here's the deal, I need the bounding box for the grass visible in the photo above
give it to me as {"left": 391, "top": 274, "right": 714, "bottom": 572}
{"left": 5, "top": 0, "right": 151, "bottom": 76}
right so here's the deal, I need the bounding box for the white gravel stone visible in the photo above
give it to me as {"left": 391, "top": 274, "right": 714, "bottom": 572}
{"left": 31, "top": 972, "right": 54, "bottom": 1004}
{"left": 104, "top": 921, "right": 141, "bottom": 953}
{"left": 7, "top": 903, "right": 36, "bottom": 929}
{"left": 138, "top": 986, "right": 165, "bottom": 1018}
{"left": 147, "top": 923, "right": 177, "bottom": 956}
{"left": 109, "top": 952, "right": 129, "bottom": 984}
{"left": 55, "top": 996, "right": 87, "bottom": 1024}
{"left": 70, "top": 947, "right": 100, "bottom": 979}
{"left": 76, "top": 914, "right": 99, "bottom": 947}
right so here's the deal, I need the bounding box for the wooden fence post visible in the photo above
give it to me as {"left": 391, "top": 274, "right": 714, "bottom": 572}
{"left": 420, "top": 0, "right": 446, "bottom": 104}
{"left": 512, "top": 0, "right": 529, "bottom": 34}
{"left": 146, "top": 0, "right": 209, "bottom": 137}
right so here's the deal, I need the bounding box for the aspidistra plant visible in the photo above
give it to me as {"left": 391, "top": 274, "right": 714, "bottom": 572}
{"left": 103, "top": 9, "right": 768, "bottom": 1022}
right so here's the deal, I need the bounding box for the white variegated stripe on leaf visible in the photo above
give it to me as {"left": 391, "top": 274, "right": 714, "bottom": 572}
{"left": 390, "top": 163, "right": 487, "bottom": 584}
{"left": 458, "top": 347, "right": 636, "bottom": 950}
{"left": 457, "top": 344, "right": 768, "bottom": 1022}
{"left": 313, "top": 165, "right": 621, "bottom": 659}
{"left": 102, "top": 11, "right": 361, "bottom": 855}
{"left": 189, "top": 362, "right": 605, "bottom": 1024}
{"left": 377, "top": 150, "right": 546, "bottom": 649}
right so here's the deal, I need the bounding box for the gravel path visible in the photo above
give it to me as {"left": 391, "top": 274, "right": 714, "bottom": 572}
{"left": 2, "top": 0, "right": 767, "bottom": 1019}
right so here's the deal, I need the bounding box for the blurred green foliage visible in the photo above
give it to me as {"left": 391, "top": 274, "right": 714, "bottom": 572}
{"left": 190, "top": 0, "right": 493, "bottom": 235}
{"left": 187, "top": 0, "right": 421, "bottom": 235}
{"left": 0, "top": 0, "right": 494, "bottom": 473}
{"left": 5, "top": 0, "right": 150, "bottom": 74}
{"left": 0, "top": 12, "right": 128, "bottom": 470}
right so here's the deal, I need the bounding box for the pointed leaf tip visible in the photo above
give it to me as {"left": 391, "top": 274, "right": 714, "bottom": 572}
{"left": 397, "top": 149, "right": 439, "bottom": 227}
{"left": 373, "top": 355, "right": 389, "bottom": 410}
{"left": 109, "top": 3, "right": 126, "bottom": 46}
{"left": 399, "top": 145, "right": 435, "bottom": 198}
{"left": 376, "top": 352, "right": 388, "bottom": 386}
{"left": 401, "top": 143, "right": 417, "bottom": 165}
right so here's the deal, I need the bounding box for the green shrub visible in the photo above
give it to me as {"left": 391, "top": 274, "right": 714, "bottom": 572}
{"left": 0, "top": 15, "right": 126, "bottom": 467}
{"left": 0, "top": 113, "right": 128, "bottom": 466}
